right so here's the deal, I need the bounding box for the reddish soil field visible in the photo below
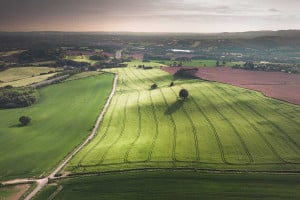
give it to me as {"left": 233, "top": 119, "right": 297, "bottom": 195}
{"left": 162, "top": 67, "right": 300, "bottom": 105}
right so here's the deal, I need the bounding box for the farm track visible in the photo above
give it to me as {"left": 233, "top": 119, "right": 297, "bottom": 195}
{"left": 124, "top": 91, "right": 142, "bottom": 163}
{"left": 147, "top": 91, "right": 160, "bottom": 162}
{"left": 241, "top": 97, "right": 300, "bottom": 153}
{"left": 190, "top": 84, "right": 249, "bottom": 164}
{"left": 128, "top": 68, "right": 177, "bottom": 162}
{"left": 188, "top": 91, "right": 228, "bottom": 164}
{"left": 193, "top": 84, "right": 254, "bottom": 164}
{"left": 169, "top": 87, "right": 200, "bottom": 161}
{"left": 213, "top": 84, "right": 291, "bottom": 164}
{"left": 77, "top": 95, "right": 120, "bottom": 167}
{"left": 5, "top": 68, "right": 300, "bottom": 200}
{"left": 136, "top": 70, "right": 178, "bottom": 162}
{"left": 98, "top": 94, "right": 129, "bottom": 164}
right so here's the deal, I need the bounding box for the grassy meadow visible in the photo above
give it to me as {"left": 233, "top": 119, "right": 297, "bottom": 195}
{"left": 0, "top": 66, "right": 57, "bottom": 82}
{"left": 66, "top": 63, "right": 300, "bottom": 174}
{"left": 65, "top": 55, "right": 99, "bottom": 65}
{"left": 0, "top": 67, "right": 60, "bottom": 87}
{"left": 0, "top": 73, "right": 114, "bottom": 181}
{"left": 33, "top": 171, "right": 300, "bottom": 200}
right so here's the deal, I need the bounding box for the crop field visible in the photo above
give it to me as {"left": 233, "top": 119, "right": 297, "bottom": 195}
{"left": 33, "top": 171, "right": 300, "bottom": 200}
{"left": 0, "top": 73, "right": 114, "bottom": 181}
{"left": 66, "top": 65, "right": 300, "bottom": 174}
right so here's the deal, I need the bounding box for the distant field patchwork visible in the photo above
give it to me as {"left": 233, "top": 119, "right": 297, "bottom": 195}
{"left": 66, "top": 66, "right": 300, "bottom": 173}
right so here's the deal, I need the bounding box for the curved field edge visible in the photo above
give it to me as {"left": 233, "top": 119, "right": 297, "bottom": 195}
{"left": 33, "top": 171, "right": 300, "bottom": 200}
{"left": 65, "top": 66, "right": 300, "bottom": 174}
{"left": 0, "top": 73, "right": 115, "bottom": 181}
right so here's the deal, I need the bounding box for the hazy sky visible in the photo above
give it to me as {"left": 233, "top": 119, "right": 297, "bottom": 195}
{"left": 0, "top": 0, "right": 299, "bottom": 32}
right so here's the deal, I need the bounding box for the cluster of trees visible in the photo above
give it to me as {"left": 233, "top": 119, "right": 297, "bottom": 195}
{"left": 216, "top": 60, "right": 226, "bottom": 66}
{"left": 17, "top": 48, "right": 63, "bottom": 64}
{"left": 174, "top": 68, "right": 198, "bottom": 78}
{"left": 89, "top": 54, "right": 108, "bottom": 61}
{"left": 0, "top": 86, "right": 39, "bottom": 108}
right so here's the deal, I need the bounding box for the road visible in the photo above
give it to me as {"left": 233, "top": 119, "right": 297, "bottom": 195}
{"left": 115, "top": 50, "right": 122, "bottom": 59}
{"left": 2, "top": 74, "right": 118, "bottom": 200}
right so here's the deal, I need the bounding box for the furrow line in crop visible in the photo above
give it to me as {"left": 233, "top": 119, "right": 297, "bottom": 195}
{"left": 77, "top": 95, "right": 120, "bottom": 167}
{"left": 170, "top": 87, "right": 200, "bottom": 161}
{"left": 124, "top": 91, "right": 142, "bottom": 163}
{"left": 98, "top": 94, "right": 129, "bottom": 164}
{"left": 213, "top": 84, "right": 289, "bottom": 164}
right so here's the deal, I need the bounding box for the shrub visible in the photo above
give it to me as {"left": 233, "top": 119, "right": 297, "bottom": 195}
{"left": 151, "top": 83, "right": 158, "bottom": 90}
{"left": 19, "top": 116, "right": 31, "bottom": 126}
{"left": 179, "top": 89, "right": 189, "bottom": 100}
{"left": 170, "top": 82, "right": 174, "bottom": 87}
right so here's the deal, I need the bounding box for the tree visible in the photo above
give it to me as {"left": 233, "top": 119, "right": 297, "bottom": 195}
{"left": 179, "top": 89, "right": 189, "bottom": 100}
{"left": 150, "top": 83, "right": 157, "bottom": 90}
{"left": 19, "top": 116, "right": 31, "bottom": 126}
{"left": 244, "top": 61, "right": 254, "bottom": 70}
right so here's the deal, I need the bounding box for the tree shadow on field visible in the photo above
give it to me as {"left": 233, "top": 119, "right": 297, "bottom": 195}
{"left": 164, "top": 100, "right": 184, "bottom": 115}
{"left": 9, "top": 123, "right": 24, "bottom": 128}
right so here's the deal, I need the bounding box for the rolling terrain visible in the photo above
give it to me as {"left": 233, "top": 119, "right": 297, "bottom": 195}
{"left": 66, "top": 65, "right": 300, "bottom": 174}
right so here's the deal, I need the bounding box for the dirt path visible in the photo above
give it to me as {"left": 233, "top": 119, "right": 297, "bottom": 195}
{"left": 1, "top": 74, "right": 118, "bottom": 200}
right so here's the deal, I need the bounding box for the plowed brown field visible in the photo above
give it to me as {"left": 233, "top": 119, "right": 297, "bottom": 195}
{"left": 162, "top": 67, "right": 300, "bottom": 105}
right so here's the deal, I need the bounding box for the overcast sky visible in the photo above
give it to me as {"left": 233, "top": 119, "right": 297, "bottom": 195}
{"left": 0, "top": 0, "right": 299, "bottom": 32}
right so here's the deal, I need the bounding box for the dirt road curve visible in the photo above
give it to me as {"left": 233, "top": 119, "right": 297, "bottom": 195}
{"left": 2, "top": 74, "right": 118, "bottom": 200}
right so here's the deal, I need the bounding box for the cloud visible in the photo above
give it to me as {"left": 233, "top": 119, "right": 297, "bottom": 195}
{"left": 0, "top": 0, "right": 299, "bottom": 32}
{"left": 269, "top": 8, "right": 280, "bottom": 12}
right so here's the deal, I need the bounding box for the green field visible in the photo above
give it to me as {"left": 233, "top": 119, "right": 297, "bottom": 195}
{"left": 66, "top": 64, "right": 300, "bottom": 174}
{"left": 0, "top": 67, "right": 58, "bottom": 83}
{"left": 65, "top": 55, "right": 99, "bottom": 65}
{"left": 0, "top": 73, "right": 58, "bottom": 87}
{"left": 33, "top": 171, "right": 300, "bottom": 200}
{"left": 0, "top": 73, "right": 114, "bottom": 181}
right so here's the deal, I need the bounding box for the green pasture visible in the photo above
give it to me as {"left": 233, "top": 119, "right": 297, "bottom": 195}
{"left": 33, "top": 171, "right": 300, "bottom": 200}
{"left": 66, "top": 71, "right": 102, "bottom": 81}
{"left": 0, "top": 73, "right": 114, "bottom": 181}
{"left": 66, "top": 63, "right": 300, "bottom": 173}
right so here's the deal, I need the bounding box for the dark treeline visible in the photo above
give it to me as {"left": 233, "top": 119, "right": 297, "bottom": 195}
{"left": 0, "top": 86, "right": 39, "bottom": 108}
